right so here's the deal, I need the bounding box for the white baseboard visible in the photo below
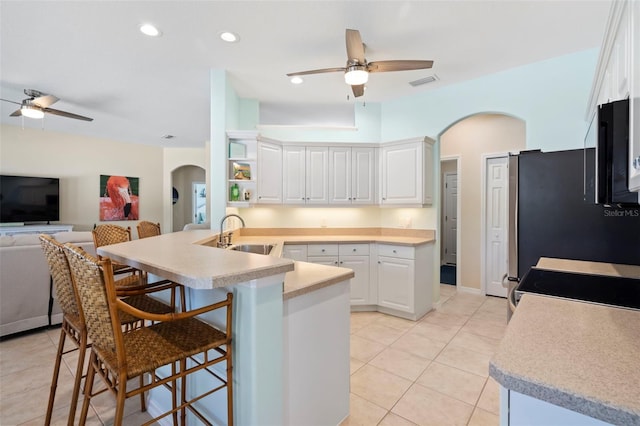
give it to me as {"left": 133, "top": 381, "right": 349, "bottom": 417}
{"left": 457, "top": 286, "right": 482, "bottom": 295}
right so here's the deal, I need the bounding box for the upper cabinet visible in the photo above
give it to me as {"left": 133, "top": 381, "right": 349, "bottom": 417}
{"left": 587, "top": 0, "right": 640, "bottom": 192}
{"left": 283, "top": 146, "right": 329, "bottom": 204}
{"left": 380, "top": 137, "right": 434, "bottom": 206}
{"left": 328, "top": 146, "right": 376, "bottom": 205}
{"left": 257, "top": 140, "right": 283, "bottom": 204}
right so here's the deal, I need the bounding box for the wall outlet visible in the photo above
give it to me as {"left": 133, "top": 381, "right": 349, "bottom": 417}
{"left": 320, "top": 218, "right": 327, "bottom": 228}
{"left": 401, "top": 217, "right": 412, "bottom": 228}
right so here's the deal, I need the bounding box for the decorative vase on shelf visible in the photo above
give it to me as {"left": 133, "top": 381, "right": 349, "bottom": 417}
{"left": 230, "top": 183, "right": 240, "bottom": 201}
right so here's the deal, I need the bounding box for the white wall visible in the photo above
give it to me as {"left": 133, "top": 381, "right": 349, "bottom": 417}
{"left": 1, "top": 124, "right": 164, "bottom": 232}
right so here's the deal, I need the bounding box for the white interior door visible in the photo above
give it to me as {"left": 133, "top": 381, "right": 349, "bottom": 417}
{"left": 443, "top": 172, "right": 458, "bottom": 265}
{"left": 192, "top": 182, "right": 206, "bottom": 224}
{"left": 485, "top": 156, "right": 508, "bottom": 297}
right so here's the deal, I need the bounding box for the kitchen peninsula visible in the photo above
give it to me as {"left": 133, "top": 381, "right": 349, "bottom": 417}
{"left": 98, "top": 229, "right": 355, "bottom": 426}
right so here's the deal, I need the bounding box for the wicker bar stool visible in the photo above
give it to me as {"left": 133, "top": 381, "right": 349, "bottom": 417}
{"left": 39, "top": 235, "right": 181, "bottom": 425}
{"left": 93, "top": 223, "right": 185, "bottom": 311}
{"left": 136, "top": 221, "right": 161, "bottom": 239}
{"left": 62, "top": 243, "right": 234, "bottom": 426}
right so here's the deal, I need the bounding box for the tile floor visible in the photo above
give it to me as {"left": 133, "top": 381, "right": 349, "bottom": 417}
{"left": 0, "top": 284, "right": 507, "bottom": 425}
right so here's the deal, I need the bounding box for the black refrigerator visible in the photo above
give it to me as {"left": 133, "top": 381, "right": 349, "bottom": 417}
{"left": 506, "top": 148, "right": 640, "bottom": 317}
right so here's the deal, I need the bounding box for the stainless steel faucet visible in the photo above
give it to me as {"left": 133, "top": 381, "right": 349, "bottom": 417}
{"left": 218, "top": 214, "right": 246, "bottom": 248}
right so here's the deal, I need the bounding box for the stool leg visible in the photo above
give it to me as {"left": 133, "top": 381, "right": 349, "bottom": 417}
{"left": 67, "top": 331, "right": 88, "bottom": 426}
{"left": 45, "top": 327, "right": 66, "bottom": 425}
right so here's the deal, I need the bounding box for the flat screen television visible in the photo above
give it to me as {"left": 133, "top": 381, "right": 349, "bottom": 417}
{"left": 0, "top": 175, "right": 60, "bottom": 223}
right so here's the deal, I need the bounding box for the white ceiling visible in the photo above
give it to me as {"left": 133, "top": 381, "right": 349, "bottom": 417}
{"left": 0, "top": 1, "right": 611, "bottom": 148}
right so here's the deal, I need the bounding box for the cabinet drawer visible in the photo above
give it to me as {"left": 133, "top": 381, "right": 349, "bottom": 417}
{"left": 307, "top": 256, "right": 339, "bottom": 266}
{"left": 307, "top": 244, "right": 339, "bottom": 256}
{"left": 377, "top": 244, "right": 414, "bottom": 259}
{"left": 339, "top": 244, "right": 370, "bottom": 256}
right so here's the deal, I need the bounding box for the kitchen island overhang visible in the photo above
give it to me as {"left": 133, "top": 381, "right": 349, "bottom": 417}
{"left": 97, "top": 230, "right": 354, "bottom": 426}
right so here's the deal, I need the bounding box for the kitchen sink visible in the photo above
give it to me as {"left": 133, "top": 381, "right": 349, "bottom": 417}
{"left": 228, "top": 244, "right": 274, "bottom": 255}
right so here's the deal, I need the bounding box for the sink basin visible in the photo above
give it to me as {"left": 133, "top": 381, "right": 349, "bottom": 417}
{"left": 228, "top": 244, "right": 274, "bottom": 255}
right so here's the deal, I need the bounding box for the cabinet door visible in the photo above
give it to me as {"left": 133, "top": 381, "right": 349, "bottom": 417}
{"left": 329, "top": 147, "right": 352, "bottom": 204}
{"left": 283, "top": 146, "right": 307, "bottom": 204}
{"left": 377, "top": 255, "right": 414, "bottom": 313}
{"left": 307, "top": 256, "right": 339, "bottom": 266}
{"left": 282, "top": 244, "right": 308, "bottom": 262}
{"left": 306, "top": 147, "right": 329, "bottom": 204}
{"left": 630, "top": 0, "right": 640, "bottom": 192}
{"left": 257, "top": 142, "right": 283, "bottom": 203}
{"left": 381, "top": 142, "right": 423, "bottom": 204}
{"left": 339, "top": 255, "right": 371, "bottom": 305}
{"left": 352, "top": 147, "right": 376, "bottom": 204}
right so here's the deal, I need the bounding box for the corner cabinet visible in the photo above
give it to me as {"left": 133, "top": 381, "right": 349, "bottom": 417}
{"left": 380, "top": 137, "right": 434, "bottom": 206}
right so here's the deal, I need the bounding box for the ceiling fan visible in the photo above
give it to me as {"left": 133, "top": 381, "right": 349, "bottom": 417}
{"left": 0, "top": 89, "right": 93, "bottom": 121}
{"left": 287, "top": 29, "right": 434, "bottom": 98}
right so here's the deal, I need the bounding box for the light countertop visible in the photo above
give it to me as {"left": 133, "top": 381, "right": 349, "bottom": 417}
{"left": 490, "top": 293, "right": 640, "bottom": 425}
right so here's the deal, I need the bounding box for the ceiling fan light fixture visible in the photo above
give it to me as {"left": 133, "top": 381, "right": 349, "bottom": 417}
{"left": 290, "top": 76, "right": 304, "bottom": 85}
{"left": 21, "top": 104, "right": 44, "bottom": 119}
{"left": 140, "top": 24, "right": 161, "bottom": 37}
{"left": 344, "top": 65, "right": 368, "bottom": 85}
{"left": 219, "top": 31, "right": 239, "bottom": 43}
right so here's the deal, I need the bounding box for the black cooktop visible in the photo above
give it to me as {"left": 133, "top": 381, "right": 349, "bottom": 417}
{"left": 516, "top": 268, "right": 640, "bottom": 310}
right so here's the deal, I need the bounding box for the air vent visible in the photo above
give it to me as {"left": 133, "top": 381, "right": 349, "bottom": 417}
{"left": 409, "top": 75, "right": 439, "bottom": 87}
{"left": 161, "top": 134, "right": 175, "bottom": 139}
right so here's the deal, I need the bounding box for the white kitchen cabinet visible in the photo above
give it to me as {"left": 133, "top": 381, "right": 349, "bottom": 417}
{"left": 282, "top": 244, "right": 308, "bottom": 262}
{"left": 380, "top": 137, "right": 434, "bottom": 205}
{"left": 282, "top": 146, "right": 328, "bottom": 204}
{"left": 307, "top": 243, "right": 375, "bottom": 305}
{"left": 257, "top": 141, "right": 283, "bottom": 204}
{"left": 629, "top": 0, "right": 640, "bottom": 191}
{"left": 376, "top": 243, "right": 433, "bottom": 320}
{"left": 329, "top": 146, "right": 376, "bottom": 205}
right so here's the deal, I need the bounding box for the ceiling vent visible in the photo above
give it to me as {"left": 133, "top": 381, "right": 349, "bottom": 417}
{"left": 161, "top": 134, "right": 175, "bottom": 139}
{"left": 409, "top": 74, "right": 439, "bottom": 87}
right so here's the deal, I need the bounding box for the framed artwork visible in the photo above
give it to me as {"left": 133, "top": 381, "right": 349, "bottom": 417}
{"left": 99, "top": 175, "right": 139, "bottom": 221}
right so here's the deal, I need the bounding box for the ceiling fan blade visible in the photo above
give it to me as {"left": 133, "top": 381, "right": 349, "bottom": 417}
{"left": 367, "top": 60, "right": 434, "bottom": 73}
{"left": 346, "top": 29, "right": 365, "bottom": 63}
{"left": 287, "top": 67, "right": 346, "bottom": 77}
{"left": 33, "top": 94, "right": 59, "bottom": 108}
{"left": 0, "top": 98, "right": 22, "bottom": 105}
{"left": 43, "top": 107, "right": 93, "bottom": 121}
{"left": 9, "top": 108, "right": 22, "bottom": 117}
{"left": 351, "top": 84, "right": 365, "bottom": 98}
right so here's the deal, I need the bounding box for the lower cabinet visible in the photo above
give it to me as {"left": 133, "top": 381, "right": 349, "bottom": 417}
{"left": 376, "top": 243, "right": 433, "bottom": 320}
{"left": 283, "top": 242, "right": 433, "bottom": 319}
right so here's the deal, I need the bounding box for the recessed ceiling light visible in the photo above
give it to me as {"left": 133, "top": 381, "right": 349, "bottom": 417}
{"left": 219, "top": 31, "right": 239, "bottom": 43}
{"left": 290, "top": 76, "right": 303, "bottom": 85}
{"left": 140, "top": 24, "right": 161, "bottom": 37}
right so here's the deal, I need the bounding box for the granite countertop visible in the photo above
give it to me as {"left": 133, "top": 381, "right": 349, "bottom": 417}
{"left": 489, "top": 293, "right": 640, "bottom": 425}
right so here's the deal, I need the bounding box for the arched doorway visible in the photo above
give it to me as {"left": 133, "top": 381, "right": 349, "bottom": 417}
{"left": 438, "top": 113, "right": 526, "bottom": 295}
{"left": 171, "top": 165, "right": 206, "bottom": 232}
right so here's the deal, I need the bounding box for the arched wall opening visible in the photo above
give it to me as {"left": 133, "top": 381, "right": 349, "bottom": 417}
{"left": 437, "top": 113, "right": 526, "bottom": 292}
{"left": 171, "top": 165, "right": 206, "bottom": 232}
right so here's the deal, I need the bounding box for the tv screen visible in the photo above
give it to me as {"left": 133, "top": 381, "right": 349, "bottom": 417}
{"left": 0, "top": 175, "right": 60, "bottom": 223}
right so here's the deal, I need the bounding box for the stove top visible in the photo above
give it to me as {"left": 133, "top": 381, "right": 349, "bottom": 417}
{"left": 515, "top": 268, "right": 640, "bottom": 310}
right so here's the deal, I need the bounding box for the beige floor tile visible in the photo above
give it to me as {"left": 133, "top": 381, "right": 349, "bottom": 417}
{"left": 0, "top": 379, "right": 75, "bottom": 425}
{"left": 470, "top": 309, "right": 507, "bottom": 325}
{"left": 392, "top": 383, "right": 474, "bottom": 426}
{"left": 435, "top": 345, "right": 492, "bottom": 377}
{"left": 460, "top": 318, "right": 507, "bottom": 341}
{"left": 19, "top": 400, "right": 103, "bottom": 426}
{"left": 374, "top": 314, "right": 418, "bottom": 332}
{"left": 391, "top": 332, "right": 447, "bottom": 361}
{"left": 350, "top": 357, "right": 365, "bottom": 375}
{"left": 355, "top": 322, "right": 408, "bottom": 346}
{"left": 350, "top": 335, "right": 387, "bottom": 363}
{"left": 437, "top": 301, "right": 482, "bottom": 317}
{"left": 416, "top": 362, "right": 487, "bottom": 405}
{"left": 476, "top": 297, "right": 508, "bottom": 316}
{"left": 439, "top": 284, "right": 457, "bottom": 297}
{"left": 340, "top": 393, "right": 387, "bottom": 426}
{"left": 421, "top": 311, "right": 470, "bottom": 327}
{"left": 409, "top": 321, "right": 461, "bottom": 344}
{"left": 0, "top": 340, "right": 58, "bottom": 378}
{"left": 446, "top": 331, "right": 501, "bottom": 355}
{"left": 476, "top": 377, "right": 500, "bottom": 415}
{"left": 350, "top": 364, "right": 412, "bottom": 410}
{"left": 378, "top": 412, "right": 419, "bottom": 426}
{"left": 369, "top": 347, "right": 431, "bottom": 381}
{"left": 350, "top": 311, "right": 386, "bottom": 333}
{"left": 468, "top": 407, "right": 499, "bottom": 426}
